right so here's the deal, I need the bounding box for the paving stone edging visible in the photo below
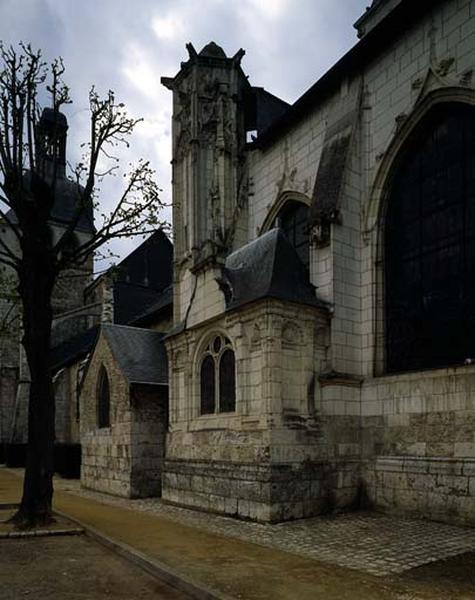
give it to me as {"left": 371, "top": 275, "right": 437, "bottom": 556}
{"left": 54, "top": 509, "right": 229, "bottom": 600}
{"left": 0, "top": 527, "right": 83, "bottom": 539}
{"left": 0, "top": 503, "right": 84, "bottom": 539}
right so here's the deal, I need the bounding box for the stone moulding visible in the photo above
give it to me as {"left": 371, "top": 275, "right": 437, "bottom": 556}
{"left": 319, "top": 370, "right": 364, "bottom": 388}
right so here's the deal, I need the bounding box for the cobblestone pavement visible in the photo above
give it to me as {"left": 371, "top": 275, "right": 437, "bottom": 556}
{"left": 54, "top": 477, "right": 475, "bottom": 577}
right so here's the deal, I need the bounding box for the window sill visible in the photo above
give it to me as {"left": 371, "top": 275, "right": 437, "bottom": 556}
{"left": 191, "top": 413, "right": 239, "bottom": 430}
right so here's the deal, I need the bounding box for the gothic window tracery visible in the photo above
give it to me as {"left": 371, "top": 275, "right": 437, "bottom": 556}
{"left": 385, "top": 102, "right": 475, "bottom": 373}
{"left": 200, "top": 335, "right": 236, "bottom": 414}
{"left": 275, "top": 200, "right": 310, "bottom": 268}
{"left": 97, "top": 366, "right": 110, "bottom": 428}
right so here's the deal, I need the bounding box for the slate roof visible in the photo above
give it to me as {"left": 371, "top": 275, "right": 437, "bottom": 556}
{"left": 113, "top": 283, "right": 166, "bottom": 325}
{"left": 309, "top": 109, "right": 358, "bottom": 226}
{"left": 50, "top": 325, "right": 99, "bottom": 372}
{"left": 102, "top": 324, "right": 168, "bottom": 386}
{"left": 5, "top": 173, "right": 94, "bottom": 234}
{"left": 246, "top": 87, "right": 290, "bottom": 138}
{"left": 112, "top": 230, "right": 173, "bottom": 291}
{"left": 222, "top": 228, "right": 325, "bottom": 311}
{"left": 129, "top": 285, "right": 173, "bottom": 326}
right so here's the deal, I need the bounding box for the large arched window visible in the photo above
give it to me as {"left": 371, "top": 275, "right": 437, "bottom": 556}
{"left": 385, "top": 103, "right": 475, "bottom": 372}
{"left": 97, "top": 366, "right": 110, "bottom": 428}
{"left": 276, "top": 200, "right": 310, "bottom": 269}
{"left": 200, "top": 335, "right": 236, "bottom": 414}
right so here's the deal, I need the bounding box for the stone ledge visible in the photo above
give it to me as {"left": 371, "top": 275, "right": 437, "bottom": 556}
{"left": 374, "top": 456, "right": 475, "bottom": 473}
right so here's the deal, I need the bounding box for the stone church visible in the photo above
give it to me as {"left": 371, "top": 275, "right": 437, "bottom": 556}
{"left": 2, "top": 0, "right": 475, "bottom": 526}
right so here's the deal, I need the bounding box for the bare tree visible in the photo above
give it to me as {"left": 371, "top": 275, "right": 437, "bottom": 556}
{"left": 0, "top": 43, "right": 167, "bottom": 527}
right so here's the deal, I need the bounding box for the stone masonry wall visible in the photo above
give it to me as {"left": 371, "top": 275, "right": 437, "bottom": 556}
{"left": 361, "top": 367, "right": 475, "bottom": 459}
{"left": 163, "top": 300, "right": 363, "bottom": 521}
{"left": 163, "top": 458, "right": 360, "bottom": 523}
{"left": 130, "top": 385, "right": 168, "bottom": 497}
{"left": 81, "top": 332, "right": 168, "bottom": 498}
{"left": 161, "top": 0, "right": 475, "bottom": 525}
{"left": 363, "top": 456, "right": 475, "bottom": 526}
{"left": 249, "top": 0, "right": 475, "bottom": 382}
{"left": 242, "top": 0, "right": 475, "bottom": 525}
{"left": 360, "top": 367, "right": 475, "bottom": 525}
{"left": 81, "top": 334, "right": 134, "bottom": 497}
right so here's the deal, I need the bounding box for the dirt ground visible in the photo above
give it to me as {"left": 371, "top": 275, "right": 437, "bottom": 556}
{"left": 1, "top": 534, "right": 475, "bottom": 599}
{"left": 2, "top": 468, "right": 475, "bottom": 600}
{"left": 0, "top": 535, "right": 191, "bottom": 600}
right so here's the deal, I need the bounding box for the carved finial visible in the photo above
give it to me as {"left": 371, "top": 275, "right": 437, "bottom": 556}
{"left": 186, "top": 43, "right": 197, "bottom": 59}
{"left": 232, "top": 48, "right": 245, "bottom": 65}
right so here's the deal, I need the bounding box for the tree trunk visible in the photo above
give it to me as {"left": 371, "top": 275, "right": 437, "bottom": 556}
{"left": 10, "top": 241, "right": 56, "bottom": 528}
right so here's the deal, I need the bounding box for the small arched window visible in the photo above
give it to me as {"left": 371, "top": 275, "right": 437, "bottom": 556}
{"left": 97, "top": 366, "right": 110, "bottom": 428}
{"left": 200, "top": 335, "right": 236, "bottom": 414}
{"left": 385, "top": 102, "right": 475, "bottom": 372}
{"left": 276, "top": 200, "right": 310, "bottom": 269}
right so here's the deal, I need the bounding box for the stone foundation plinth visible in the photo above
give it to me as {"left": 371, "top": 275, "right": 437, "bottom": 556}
{"left": 162, "top": 458, "right": 360, "bottom": 522}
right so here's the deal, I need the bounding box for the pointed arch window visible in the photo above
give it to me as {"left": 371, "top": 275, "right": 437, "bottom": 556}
{"left": 97, "top": 366, "right": 110, "bottom": 428}
{"left": 200, "top": 335, "right": 236, "bottom": 414}
{"left": 385, "top": 102, "right": 475, "bottom": 372}
{"left": 275, "top": 200, "right": 310, "bottom": 269}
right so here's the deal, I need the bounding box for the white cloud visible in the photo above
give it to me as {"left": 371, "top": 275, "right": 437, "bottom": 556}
{"left": 1, "top": 0, "right": 368, "bottom": 265}
{"left": 244, "top": 0, "right": 290, "bottom": 20}
{"left": 122, "top": 43, "right": 162, "bottom": 100}
{"left": 152, "top": 14, "right": 186, "bottom": 41}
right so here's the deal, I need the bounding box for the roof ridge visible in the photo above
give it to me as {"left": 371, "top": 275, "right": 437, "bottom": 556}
{"left": 102, "top": 322, "right": 164, "bottom": 334}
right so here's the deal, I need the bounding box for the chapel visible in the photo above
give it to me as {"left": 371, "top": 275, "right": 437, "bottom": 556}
{"left": 1, "top": 0, "right": 474, "bottom": 526}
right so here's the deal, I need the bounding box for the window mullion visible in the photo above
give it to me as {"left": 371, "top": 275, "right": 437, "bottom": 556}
{"left": 214, "top": 354, "right": 220, "bottom": 414}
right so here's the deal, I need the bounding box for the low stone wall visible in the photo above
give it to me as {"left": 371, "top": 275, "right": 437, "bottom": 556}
{"left": 361, "top": 368, "right": 475, "bottom": 458}
{"left": 82, "top": 426, "right": 133, "bottom": 497}
{"left": 129, "top": 387, "right": 168, "bottom": 498}
{"left": 162, "top": 458, "right": 361, "bottom": 522}
{"left": 82, "top": 417, "right": 166, "bottom": 499}
{"left": 364, "top": 456, "right": 475, "bottom": 526}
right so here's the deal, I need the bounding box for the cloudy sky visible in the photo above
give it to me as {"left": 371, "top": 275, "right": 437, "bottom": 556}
{"left": 1, "top": 0, "right": 367, "bottom": 266}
